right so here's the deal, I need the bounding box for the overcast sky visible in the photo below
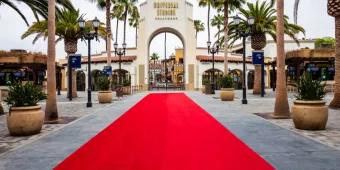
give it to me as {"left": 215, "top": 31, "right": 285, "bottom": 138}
{"left": 0, "top": 0, "right": 335, "bottom": 60}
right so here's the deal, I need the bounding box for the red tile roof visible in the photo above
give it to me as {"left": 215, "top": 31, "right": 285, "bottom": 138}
{"left": 196, "top": 55, "right": 252, "bottom": 63}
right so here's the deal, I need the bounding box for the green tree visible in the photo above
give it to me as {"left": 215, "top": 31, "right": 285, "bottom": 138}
{"left": 211, "top": 14, "right": 224, "bottom": 41}
{"left": 214, "top": 0, "right": 246, "bottom": 75}
{"left": 22, "top": 9, "right": 106, "bottom": 99}
{"left": 89, "top": 0, "right": 114, "bottom": 66}
{"left": 225, "top": 0, "right": 304, "bottom": 95}
{"left": 315, "top": 37, "right": 336, "bottom": 49}
{"left": 194, "top": 20, "right": 205, "bottom": 38}
{"left": 0, "top": 0, "right": 74, "bottom": 26}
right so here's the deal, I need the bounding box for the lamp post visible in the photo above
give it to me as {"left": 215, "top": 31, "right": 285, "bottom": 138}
{"left": 207, "top": 41, "right": 219, "bottom": 94}
{"left": 233, "top": 15, "right": 255, "bottom": 104}
{"left": 114, "top": 42, "right": 127, "bottom": 85}
{"left": 78, "top": 17, "right": 100, "bottom": 108}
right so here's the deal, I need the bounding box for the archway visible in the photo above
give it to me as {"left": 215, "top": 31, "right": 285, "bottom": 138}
{"left": 148, "top": 29, "right": 185, "bottom": 90}
{"left": 91, "top": 70, "right": 102, "bottom": 91}
{"left": 112, "top": 69, "right": 131, "bottom": 87}
{"left": 202, "top": 69, "right": 224, "bottom": 90}
{"left": 76, "top": 71, "right": 86, "bottom": 91}
{"left": 247, "top": 70, "right": 254, "bottom": 89}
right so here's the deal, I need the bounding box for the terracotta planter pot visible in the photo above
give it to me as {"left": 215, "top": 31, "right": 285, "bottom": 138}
{"left": 292, "top": 100, "right": 328, "bottom": 130}
{"left": 123, "top": 86, "right": 131, "bottom": 95}
{"left": 7, "top": 105, "right": 44, "bottom": 136}
{"left": 201, "top": 85, "right": 206, "bottom": 93}
{"left": 98, "top": 91, "right": 113, "bottom": 103}
{"left": 220, "top": 88, "right": 235, "bottom": 101}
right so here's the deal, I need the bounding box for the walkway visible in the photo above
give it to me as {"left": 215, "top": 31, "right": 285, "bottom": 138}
{"left": 0, "top": 91, "right": 339, "bottom": 169}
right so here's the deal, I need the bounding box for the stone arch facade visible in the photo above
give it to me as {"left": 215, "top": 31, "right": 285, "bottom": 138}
{"left": 136, "top": 0, "right": 196, "bottom": 90}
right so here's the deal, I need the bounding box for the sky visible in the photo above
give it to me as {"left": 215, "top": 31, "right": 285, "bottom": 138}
{"left": 0, "top": 0, "right": 335, "bottom": 60}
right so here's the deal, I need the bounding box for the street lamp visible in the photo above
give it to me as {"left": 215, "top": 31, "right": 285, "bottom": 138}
{"left": 233, "top": 15, "right": 254, "bottom": 104}
{"left": 114, "top": 42, "right": 127, "bottom": 85}
{"left": 207, "top": 41, "right": 219, "bottom": 94}
{"left": 78, "top": 16, "right": 100, "bottom": 108}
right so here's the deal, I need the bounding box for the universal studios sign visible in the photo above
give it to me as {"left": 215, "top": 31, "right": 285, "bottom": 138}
{"left": 154, "top": 1, "right": 179, "bottom": 20}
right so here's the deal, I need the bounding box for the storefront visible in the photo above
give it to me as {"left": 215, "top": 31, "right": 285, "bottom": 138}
{"left": 285, "top": 48, "right": 335, "bottom": 82}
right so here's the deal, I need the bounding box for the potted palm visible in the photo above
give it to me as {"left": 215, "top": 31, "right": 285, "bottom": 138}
{"left": 97, "top": 76, "right": 113, "bottom": 103}
{"left": 219, "top": 75, "right": 235, "bottom": 101}
{"left": 292, "top": 73, "right": 328, "bottom": 130}
{"left": 5, "top": 82, "right": 46, "bottom": 136}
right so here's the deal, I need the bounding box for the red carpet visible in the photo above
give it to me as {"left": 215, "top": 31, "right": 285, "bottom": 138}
{"left": 55, "top": 93, "right": 274, "bottom": 170}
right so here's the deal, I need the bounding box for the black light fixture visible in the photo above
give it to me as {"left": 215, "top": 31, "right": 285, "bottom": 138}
{"left": 233, "top": 14, "right": 255, "bottom": 104}
{"left": 207, "top": 40, "right": 219, "bottom": 94}
{"left": 114, "top": 42, "right": 126, "bottom": 85}
{"left": 78, "top": 16, "right": 100, "bottom": 108}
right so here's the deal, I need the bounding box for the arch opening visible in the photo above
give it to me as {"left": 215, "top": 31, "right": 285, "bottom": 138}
{"left": 148, "top": 28, "right": 185, "bottom": 90}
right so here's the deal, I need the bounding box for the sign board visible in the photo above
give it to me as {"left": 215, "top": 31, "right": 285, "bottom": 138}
{"left": 103, "top": 66, "right": 112, "bottom": 76}
{"left": 252, "top": 51, "right": 264, "bottom": 65}
{"left": 69, "top": 54, "right": 82, "bottom": 69}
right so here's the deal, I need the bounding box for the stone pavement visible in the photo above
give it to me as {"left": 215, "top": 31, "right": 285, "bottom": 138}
{"left": 0, "top": 90, "right": 339, "bottom": 170}
{"left": 0, "top": 91, "right": 121, "bottom": 154}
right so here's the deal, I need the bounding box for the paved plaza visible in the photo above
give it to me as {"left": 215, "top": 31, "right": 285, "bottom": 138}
{"left": 0, "top": 90, "right": 340, "bottom": 169}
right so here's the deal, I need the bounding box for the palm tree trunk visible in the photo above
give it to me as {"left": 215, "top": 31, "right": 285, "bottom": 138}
{"left": 207, "top": 4, "right": 211, "bottom": 43}
{"left": 223, "top": 1, "right": 229, "bottom": 75}
{"left": 106, "top": 0, "right": 112, "bottom": 66}
{"left": 330, "top": 16, "right": 340, "bottom": 108}
{"left": 273, "top": 0, "right": 290, "bottom": 118}
{"left": 45, "top": 0, "right": 58, "bottom": 122}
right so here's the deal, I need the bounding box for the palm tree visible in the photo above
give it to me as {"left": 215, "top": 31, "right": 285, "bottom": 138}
{"left": 211, "top": 14, "right": 224, "bottom": 41}
{"left": 274, "top": 0, "right": 290, "bottom": 118}
{"left": 226, "top": 0, "right": 304, "bottom": 94}
{"left": 194, "top": 20, "right": 205, "bottom": 38}
{"left": 293, "top": 0, "right": 300, "bottom": 24}
{"left": 0, "top": 0, "right": 73, "bottom": 26}
{"left": 22, "top": 9, "right": 106, "bottom": 99}
{"left": 214, "top": 0, "right": 246, "bottom": 75}
{"left": 150, "top": 53, "right": 160, "bottom": 85}
{"left": 88, "top": 0, "right": 115, "bottom": 67}
{"left": 328, "top": 0, "right": 340, "bottom": 108}
{"left": 45, "top": 0, "right": 57, "bottom": 122}
{"left": 128, "top": 7, "right": 140, "bottom": 47}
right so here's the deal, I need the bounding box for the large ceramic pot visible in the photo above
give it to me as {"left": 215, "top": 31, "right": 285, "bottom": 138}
{"left": 123, "top": 86, "right": 131, "bottom": 95}
{"left": 292, "top": 100, "right": 328, "bottom": 130}
{"left": 205, "top": 84, "right": 213, "bottom": 94}
{"left": 98, "top": 91, "right": 113, "bottom": 103}
{"left": 201, "top": 85, "right": 206, "bottom": 93}
{"left": 7, "top": 105, "right": 44, "bottom": 136}
{"left": 220, "top": 88, "right": 235, "bottom": 101}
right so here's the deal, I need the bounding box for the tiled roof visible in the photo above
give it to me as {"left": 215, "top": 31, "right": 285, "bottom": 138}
{"left": 196, "top": 55, "right": 252, "bottom": 63}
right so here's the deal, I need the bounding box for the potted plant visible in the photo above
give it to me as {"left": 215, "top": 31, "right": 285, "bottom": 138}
{"left": 97, "top": 76, "right": 112, "bottom": 103}
{"left": 5, "top": 82, "right": 46, "bottom": 136}
{"left": 122, "top": 79, "right": 131, "bottom": 95}
{"left": 292, "top": 73, "right": 328, "bottom": 130}
{"left": 219, "top": 75, "right": 235, "bottom": 101}
{"left": 202, "top": 78, "right": 209, "bottom": 93}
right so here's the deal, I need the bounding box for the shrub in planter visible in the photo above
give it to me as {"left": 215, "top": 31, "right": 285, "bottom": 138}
{"left": 4, "top": 82, "right": 46, "bottom": 136}
{"left": 123, "top": 79, "right": 131, "bottom": 95}
{"left": 97, "top": 76, "right": 113, "bottom": 103}
{"left": 218, "top": 75, "right": 235, "bottom": 101}
{"left": 292, "top": 73, "right": 328, "bottom": 130}
{"left": 202, "top": 78, "right": 209, "bottom": 93}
